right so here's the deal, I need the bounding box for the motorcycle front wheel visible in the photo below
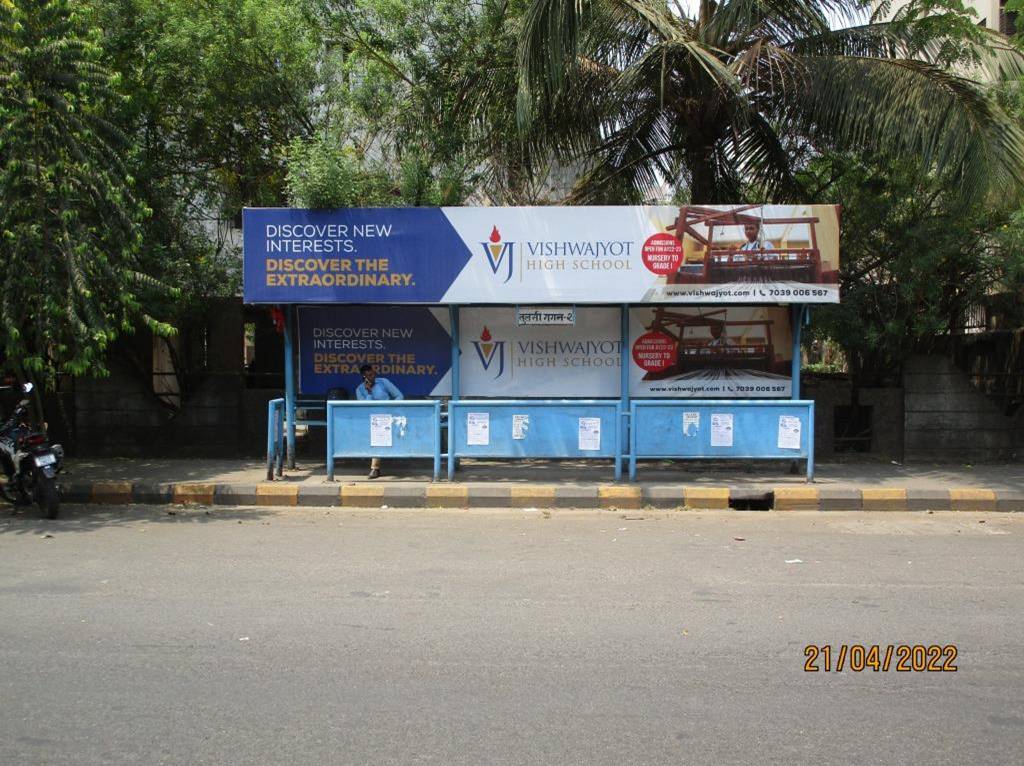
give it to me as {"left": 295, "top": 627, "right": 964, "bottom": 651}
{"left": 33, "top": 470, "right": 59, "bottom": 519}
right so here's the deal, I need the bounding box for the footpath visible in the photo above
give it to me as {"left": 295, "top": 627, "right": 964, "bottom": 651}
{"left": 57, "top": 458, "right": 1024, "bottom": 512}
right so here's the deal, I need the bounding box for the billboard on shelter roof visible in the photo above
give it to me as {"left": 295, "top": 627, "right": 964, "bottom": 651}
{"left": 243, "top": 204, "right": 840, "bottom": 305}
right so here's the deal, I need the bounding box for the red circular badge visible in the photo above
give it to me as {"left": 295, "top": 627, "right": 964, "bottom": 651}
{"left": 641, "top": 233, "right": 683, "bottom": 275}
{"left": 632, "top": 331, "right": 678, "bottom": 373}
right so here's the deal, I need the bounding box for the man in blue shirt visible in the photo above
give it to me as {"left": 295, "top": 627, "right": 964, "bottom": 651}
{"left": 355, "top": 364, "right": 403, "bottom": 479}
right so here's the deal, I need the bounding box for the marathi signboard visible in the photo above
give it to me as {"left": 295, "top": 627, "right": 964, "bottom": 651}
{"left": 516, "top": 307, "right": 576, "bottom": 326}
{"left": 243, "top": 204, "right": 840, "bottom": 305}
{"left": 297, "top": 306, "right": 451, "bottom": 396}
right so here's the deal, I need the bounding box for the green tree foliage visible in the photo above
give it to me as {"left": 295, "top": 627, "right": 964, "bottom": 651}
{"left": 88, "top": 0, "right": 321, "bottom": 213}
{"left": 81, "top": 0, "right": 325, "bottom": 326}
{"left": 801, "top": 6, "right": 1024, "bottom": 384}
{"left": 289, "top": 0, "right": 533, "bottom": 207}
{"left": 804, "top": 153, "right": 1024, "bottom": 385}
{"left": 6, "top": 0, "right": 1023, "bottom": 391}
{"left": 0, "top": 0, "right": 174, "bottom": 385}
{"left": 285, "top": 135, "right": 475, "bottom": 208}
{"left": 285, "top": 138, "right": 396, "bottom": 208}
{"left": 284, "top": 137, "right": 411, "bottom": 209}
{"left": 516, "top": 0, "right": 1024, "bottom": 203}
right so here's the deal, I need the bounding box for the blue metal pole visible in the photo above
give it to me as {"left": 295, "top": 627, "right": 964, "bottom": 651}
{"left": 447, "top": 401, "right": 457, "bottom": 481}
{"left": 620, "top": 304, "right": 630, "bottom": 464}
{"left": 284, "top": 305, "right": 297, "bottom": 469}
{"left": 807, "top": 401, "right": 815, "bottom": 482}
{"left": 449, "top": 305, "right": 460, "bottom": 478}
{"left": 614, "top": 402, "right": 622, "bottom": 481}
{"left": 433, "top": 400, "right": 441, "bottom": 481}
{"left": 275, "top": 403, "right": 284, "bottom": 477}
{"left": 266, "top": 399, "right": 276, "bottom": 480}
{"left": 326, "top": 401, "right": 335, "bottom": 482}
{"left": 791, "top": 304, "right": 803, "bottom": 400}
{"left": 629, "top": 402, "right": 638, "bottom": 481}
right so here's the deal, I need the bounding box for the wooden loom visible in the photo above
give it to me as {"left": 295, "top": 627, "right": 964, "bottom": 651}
{"left": 642, "top": 308, "right": 787, "bottom": 380}
{"left": 666, "top": 205, "right": 823, "bottom": 284}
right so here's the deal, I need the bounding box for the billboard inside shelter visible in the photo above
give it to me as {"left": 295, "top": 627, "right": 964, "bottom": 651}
{"left": 629, "top": 307, "right": 793, "bottom": 398}
{"left": 297, "top": 305, "right": 795, "bottom": 399}
{"left": 243, "top": 204, "right": 840, "bottom": 305}
{"left": 297, "top": 306, "right": 452, "bottom": 396}
{"left": 459, "top": 307, "right": 621, "bottom": 397}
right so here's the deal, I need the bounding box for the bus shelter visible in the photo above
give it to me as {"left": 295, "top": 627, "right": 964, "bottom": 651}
{"left": 244, "top": 204, "right": 840, "bottom": 482}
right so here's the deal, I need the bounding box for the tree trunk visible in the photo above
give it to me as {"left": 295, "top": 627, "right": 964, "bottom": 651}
{"left": 686, "top": 147, "right": 717, "bottom": 203}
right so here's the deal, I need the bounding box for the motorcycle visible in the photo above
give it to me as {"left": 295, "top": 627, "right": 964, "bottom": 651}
{"left": 0, "top": 382, "right": 64, "bottom": 519}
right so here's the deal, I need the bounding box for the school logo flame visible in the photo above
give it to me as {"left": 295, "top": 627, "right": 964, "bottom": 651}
{"left": 481, "top": 226, "right": 514, "bottom": 283}
{"left": 471, "top": 326, "right": 505, "bottom": 378}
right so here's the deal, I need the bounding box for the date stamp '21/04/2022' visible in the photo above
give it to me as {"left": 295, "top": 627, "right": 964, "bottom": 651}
{"left": 804, "top": 645, "right": 958, "bottom": 673}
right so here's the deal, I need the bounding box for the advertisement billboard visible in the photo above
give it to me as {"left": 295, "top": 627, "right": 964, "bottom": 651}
{"left": 244, "top": 204, "right": 840, "bottom": 305}
{"left": 629, "top": 307, "right": 793, "bottom": 398}
{"left": 297, "top": 305, "right": 796, "bottom": 399}
{"left": 459, "top": 308, "right": 621, "bottom": 397}
{"left": 297, "top": 306, "right": 452, "bottom": 396}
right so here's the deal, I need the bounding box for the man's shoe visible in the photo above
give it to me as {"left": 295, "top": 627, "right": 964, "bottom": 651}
{"left": 367, "top": 469, "right": 380, "bottom": 480}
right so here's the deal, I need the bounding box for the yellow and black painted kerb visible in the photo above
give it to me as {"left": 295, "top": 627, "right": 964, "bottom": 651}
{"left": 57, "top": 481, "right": 1024, "bottom": 512}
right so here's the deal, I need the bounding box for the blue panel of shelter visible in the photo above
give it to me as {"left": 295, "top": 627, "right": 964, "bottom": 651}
{"left": 630, "top": 399, "right": 814, "bottom": 480}
{"left": 326, "top": 400, "right": 441, "bottom": 481}
{"left": 448, "top": 400, "right": 622, "bottom": 481}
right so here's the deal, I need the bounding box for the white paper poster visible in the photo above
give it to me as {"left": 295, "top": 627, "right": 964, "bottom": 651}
{"left": 369, "top": 414, "right": 393, "bottom": 447}
{"left": 512, "top": 414, "right": 529, "bottom": 440}
{"left": 682, "top": 411, "right": 700, "bottom": 437}
{"left": 778, "top": 415, "right": 802, "bottom": 450}
{"left": 467, "top": 412, "right": 490, "bottom": 446}
{"left": 578, "top": 417, "right": 601, "bottom": 451}
{"left": 710, "top": 413, "right": 734, "bottom": 447}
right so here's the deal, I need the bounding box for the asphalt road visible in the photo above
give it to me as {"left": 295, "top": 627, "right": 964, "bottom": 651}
{"left": 1, "top": 506, "right": 1022, "bottom": 766}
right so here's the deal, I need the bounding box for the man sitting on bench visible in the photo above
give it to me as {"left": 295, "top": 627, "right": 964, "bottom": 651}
{"left": 355, "top": 364, "right": 403, "bottom": 479}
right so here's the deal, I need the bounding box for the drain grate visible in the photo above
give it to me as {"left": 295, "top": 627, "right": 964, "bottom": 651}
{"left": 728, "top": 491, "right": 773, "bottom": 511}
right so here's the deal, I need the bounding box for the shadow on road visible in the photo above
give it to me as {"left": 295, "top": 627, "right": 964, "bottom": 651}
{"left": 0, "top": 504, "right": 274, "bottom": 537}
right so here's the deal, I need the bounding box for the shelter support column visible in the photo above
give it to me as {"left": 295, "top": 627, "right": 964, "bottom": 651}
{"left": 620, "top": 304, "right": 630, "bottom": 471}
{"left": 449, "top": 305, "right": 460, "bottom": 478}
{"left": 791, "top": 303, "right": 807, "bottom": 479}
{"left": 791, "top": 304, "right": 804, "bottom": 400}
{"left": 450, "top": 305, "right": 460, "bottom": 401}
{"left": 285, "top": 305, "right": 297, "bottom": 469}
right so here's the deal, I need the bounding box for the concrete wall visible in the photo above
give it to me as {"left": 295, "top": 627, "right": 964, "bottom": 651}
{"left": 68, "top": 298, "right": 282, "bottom": 458}
{"left": 904, "top": 354, "right": 1020, "bottom": 462}
{"left": 803, "top": 376, "right": 904, "bottom": 462}
{"left": 68, "top": 362, "right": 908, "bottom": 461}
{"left": 73, "top": 368, "right": 279, "bottom": 458}
{"left": 46, "top": 290, "right": 928, "bottom": 460}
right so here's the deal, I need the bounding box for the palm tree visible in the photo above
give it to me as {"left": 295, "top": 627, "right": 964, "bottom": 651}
{"left": 516, "top": 0, "right": 1024, "bottom": 203}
